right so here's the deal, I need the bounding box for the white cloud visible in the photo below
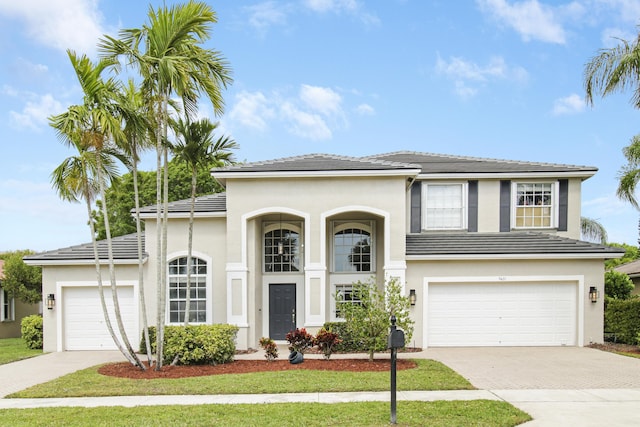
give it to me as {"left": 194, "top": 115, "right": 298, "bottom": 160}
{"left": 245, "top": 1, "right": 289, "bottom": 32}
{"left": 552, "top": 93, "right": 585, "bottom": 116}
{"left": 303, "top": 0, "right": 379, "bottom": 25}
{"left": 0, "top": 0, "right": 107, "bottom": 54}
{"left": 477, "top": 0, "right": 566, "bottom": 44}
{"left": 228, "top": 91, "right": 275, "bottom": 131}
{"left": 355, "top": 103, "right": 375, "bottom": 115}
{"left": 280, "top": 102, "right": 332, "bottom": 140}
{"left": 300, "top": 85, "right": 343, "bottom": 116}
{"left": 436, "top": 54, "right": 528, "bottom": 98}
{"left": 9, "top": 93, "right": 64, "bottom": 130}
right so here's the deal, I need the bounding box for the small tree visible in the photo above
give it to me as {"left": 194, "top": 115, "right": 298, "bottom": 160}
{"left": 337, "top": 277, "right": 414, "bottom": 361}
{"left": 605, "top": 270, "right": 635, "bottom": 300}
{"left": 1, "top": 251, "right": 42, "bottom": 304}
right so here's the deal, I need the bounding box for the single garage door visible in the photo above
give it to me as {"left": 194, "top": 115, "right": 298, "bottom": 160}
{"left": 427, "top": 282, "right": 576, "bottom": 347}
{"left": 63, "top": 286, "right": 138, "bottom": 351}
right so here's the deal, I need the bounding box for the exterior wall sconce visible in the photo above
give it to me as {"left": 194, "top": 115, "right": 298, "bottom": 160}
{"left": 589, "top": 286, "right": 599, "bottom": 304}
{"left": 409, "top": 289, "right": 416, "bottom": 306}
{"left": 46, "top": 293, "right": 56, "bottom": 310}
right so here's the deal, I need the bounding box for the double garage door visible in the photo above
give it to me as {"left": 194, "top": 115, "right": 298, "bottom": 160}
{"left": 63, "top": 286, "right": 138, "bottom": 351}
{"left": 426, "top": 282, "right": 577, "bottom": 347}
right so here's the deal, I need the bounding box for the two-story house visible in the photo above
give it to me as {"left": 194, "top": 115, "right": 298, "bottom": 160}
{"left": 25, "top": 151, "right": 623, "bottom": 352}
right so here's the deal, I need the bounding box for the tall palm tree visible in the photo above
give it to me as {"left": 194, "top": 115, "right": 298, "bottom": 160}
{"left": 118, "top": 79, "right": 155, "bottom": 362}
{"left": 50, "top": 51, "right": 144, "bottom": 369}
{"left": 99, "top": 0, "right": 232, "bottom": 369}
{"left": 172, "top": 117, "right": 237, "bottom": 325}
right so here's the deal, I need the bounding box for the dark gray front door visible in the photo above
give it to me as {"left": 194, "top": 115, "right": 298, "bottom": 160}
{"left": 269, "top": 284, "right": 296, "bottom": 340}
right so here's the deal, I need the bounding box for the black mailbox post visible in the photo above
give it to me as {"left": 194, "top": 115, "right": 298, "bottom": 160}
{"left": 388, "top": 315, "right": 405, "bottom": 425}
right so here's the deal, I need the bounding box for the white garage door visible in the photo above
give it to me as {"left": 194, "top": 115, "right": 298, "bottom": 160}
{"left": 63, "top": 286, "right": 138, "bottom": 351}
{"left": 427, "top": 282, "right": 576, "bottom": 347}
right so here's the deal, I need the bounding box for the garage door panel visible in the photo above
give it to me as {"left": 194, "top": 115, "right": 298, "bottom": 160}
{"left": 63, "top": 286, "right": 138, "bottom": 351}
{"left": 427, "top": 282, "right": 576, "bottom": 347}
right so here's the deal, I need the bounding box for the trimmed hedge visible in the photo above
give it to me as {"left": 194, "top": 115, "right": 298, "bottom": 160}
{"left": 21, "top": 314, "right": 43, "bottom": 350}
{"left": 140, "top": 324, "right": 239, "bottom": 365}
{"left": 604, "top": 298, "right": 640, "bottom": 345}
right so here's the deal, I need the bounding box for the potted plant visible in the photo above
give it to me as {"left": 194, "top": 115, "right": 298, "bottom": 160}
{"left": 285, "top": 328, "right": 313, "bottom": 364}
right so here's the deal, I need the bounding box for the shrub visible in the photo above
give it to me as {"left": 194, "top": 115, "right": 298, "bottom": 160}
{"left": 605, "top": 298, "right": 640, "bottom": 344}
{"left": 21, "top": 314, "right": 43, "bottom": 350}
{"left": 314, "top": 328, "right": 342, "bottom": 360}
{"left": 259, "top": 337, "right": 278, "bottom": 361}
{"left": 285, "top": 327, "right": 313, "bottom": 353}
{"left": 140, "top": 324, "right": 238, "bottom": 365}
{"left": 605, "top": 270, "right": 635, "bottom": 300}
{"left": 322, "top": 321, "right": 371, "bottom": 353}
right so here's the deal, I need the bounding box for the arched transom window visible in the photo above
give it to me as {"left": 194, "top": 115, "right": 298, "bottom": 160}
{"left": 264, "top": 221, "right": 302, "bottom": 273}
{"left": 168, "top": 256, "right": 207, "bottom": 323}
{"left": 332, "top": 221, "right": 374, "bottom": 272}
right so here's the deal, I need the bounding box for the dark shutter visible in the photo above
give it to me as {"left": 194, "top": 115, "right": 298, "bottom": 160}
{"left": 468, "top": 180, "right": 478, "bottom": 232}
{"left": 558, "top": 179, "right": 568, "bottom": 231}
{"left": 500, "top": 180, "right": 511, "bottom": 232}
{"left": 410, "top": 181, "right": 422, "bottom": 233}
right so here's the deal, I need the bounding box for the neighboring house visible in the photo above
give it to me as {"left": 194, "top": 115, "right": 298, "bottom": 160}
{"left": 614, "top": 260, "right": 640, "bottom": 296}
{"left": 25, "top": 151, "right": 624, "bottom": 352}
{"left": 0, "top": 259, "right": 40, "bottom": 338}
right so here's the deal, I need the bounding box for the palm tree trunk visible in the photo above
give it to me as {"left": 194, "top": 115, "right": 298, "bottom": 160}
{"left": 97, "top": 154, "right": 144, "bottom": 369}
{"left": 155, "top": 99, "right": 165, "bottom": 370}
{"left": 183, "top": 167, "right": 197, "bottom": 325}
{"left": 132, "top": 158, "right": 153, "bottom": 364}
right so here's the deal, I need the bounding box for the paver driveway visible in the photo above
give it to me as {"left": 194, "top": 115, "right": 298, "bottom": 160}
{"left": 422, "top": 346, "right": 640, "bottom": 389}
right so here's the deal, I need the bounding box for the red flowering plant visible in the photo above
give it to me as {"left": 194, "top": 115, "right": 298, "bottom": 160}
{"left": 259, "top": 337, "right": 278, "bottom": 362}
{"left": 314, "top": 328, "right": 342, "bottom": 360}
{"left": 285, "top": 328, "right": 314, "bottom": 354}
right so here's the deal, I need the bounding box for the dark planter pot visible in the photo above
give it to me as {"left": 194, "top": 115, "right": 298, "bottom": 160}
{"left": 288, "top": 350, "right": 304, "bottom": 364}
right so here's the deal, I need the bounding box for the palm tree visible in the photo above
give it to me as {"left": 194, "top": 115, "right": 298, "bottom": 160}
{"left": 118, "top": 79, "right": 155, "bottom": 362}
{"left": 99, "top": 0, "right": 233, "bottom": 369}
{"left": 172, "top": 117, "right": 237, "bottom": 325}
{"left": 50, "top": 50, "right": 144, "bottom": 369}
{"left": 581, "top": 216, "right": 608, "bottom": 244}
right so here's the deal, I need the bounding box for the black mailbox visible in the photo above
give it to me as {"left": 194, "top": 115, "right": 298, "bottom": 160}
{"left": 387, "top": 329, "right": 405, "bottom": 349}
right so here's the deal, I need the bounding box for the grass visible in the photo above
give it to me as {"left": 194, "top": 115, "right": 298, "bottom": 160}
{"left": 10, "top": 359, "right": 474, "bottom": 398}
{"left": 0, "top": 400, "right": 531, "bottom": 426}
{"left": 0, "top": 338, "right": 42, "bottom": 365}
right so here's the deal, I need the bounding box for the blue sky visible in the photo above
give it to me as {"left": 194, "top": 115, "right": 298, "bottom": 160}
{"left": 1, "top": 0, "right": 640, "bottom": 252}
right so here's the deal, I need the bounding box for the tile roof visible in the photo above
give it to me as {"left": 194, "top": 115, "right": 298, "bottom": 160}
{"left": 24, "top": 233, "right": 146, "bottom": 263}
{"left": 138, "top": 193, "right": 226, "bottom": 214}
{"left": 614, "top": 259, "right": 640, "bottom": 276}
{"left": 367, "top": 151, "right": 598, "bottom": 175}
{"left": 406, "top": 232, "right": 624, "bottom": 257}
{"left": 213, "top": 153, "right": 421, "bottom": 174}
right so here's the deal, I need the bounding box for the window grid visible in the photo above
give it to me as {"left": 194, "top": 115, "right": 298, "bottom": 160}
{"left": 264, "top": 229, "right": 300, "bottom": 272}
{"left": 333, "top": 228, "right": 371, "bottom": 272}
{"left": 424, "top": 184, "right": 465, "bottom": 230}
{"left": 1, "top": 289, "right": 13, "bottom": 322}
{"left": 334, "top": 284, "right": 363, "bottom": 318}
{"left": 168, "top": 257, "right": 207, "bottom": 323}
{"left": 515, "top": 183, "right": 553, "bottom": 228}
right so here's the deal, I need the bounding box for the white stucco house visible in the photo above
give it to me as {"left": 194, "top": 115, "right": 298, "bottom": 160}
{"left": 25, "top": 151, "right": 623, "bottom": 352}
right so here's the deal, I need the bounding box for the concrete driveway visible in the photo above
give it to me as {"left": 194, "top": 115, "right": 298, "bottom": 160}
{"left": 422, "top": 346, "right": 640, "bottom": 389}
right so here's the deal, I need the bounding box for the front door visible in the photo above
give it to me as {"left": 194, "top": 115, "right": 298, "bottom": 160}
{"left": 269, "top": 283, "right": 296, "bottom": 340}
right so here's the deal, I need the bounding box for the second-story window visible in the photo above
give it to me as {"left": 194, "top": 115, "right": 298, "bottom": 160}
{"left": 264, "top": 222, "right": 301, "bottom": 273}
{"left": 514, "top": 182, "right": 556, "bottom": 228}
{"left": 332, "top": 221, "right": 374, "bottom": 272}
{"left": 423, "top": 183, "right": 467, "bottom": 230}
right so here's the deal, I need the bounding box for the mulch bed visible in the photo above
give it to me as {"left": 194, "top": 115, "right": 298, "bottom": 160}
{"left": 99, "top": 358, "right": 417, "bottom": 379}
{"left": 588, "top": 342, "right": 640, "bottom": 355}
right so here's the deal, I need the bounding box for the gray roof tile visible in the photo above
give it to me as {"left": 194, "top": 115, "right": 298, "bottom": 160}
{"left": 369, "top": 151, "right": 598, "bottom": 175}
{"left": 406, "top": 232, "right": 624, "bottom": 256}
{"left": 138, "top": 193, "right": 226, "bottom": 214}
{"left": 25, "top": 233, "right": 145, "bottom": 262}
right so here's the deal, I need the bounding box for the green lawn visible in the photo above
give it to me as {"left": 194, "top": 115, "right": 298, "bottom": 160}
{"left": 10, "top": 359, "right": 474, "bottom": 398}
{"left": 0, "top": 338, "right": 42, "bottom": 365}
{"left": 0, "top": 400, "right": 531, "bottom": 426}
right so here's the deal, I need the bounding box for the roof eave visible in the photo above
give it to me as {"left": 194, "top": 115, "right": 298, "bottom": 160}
{"left": 212, "top": 169, "right": 422, "bottom": 180}
{"left": 24, "top": 257, "right": 148, "bottom": 267}
{"left": 417, "top": 171, "right": 597, "bottom": 180}
{"left": 406, "top": 252, "right": 623, "bottom": 261}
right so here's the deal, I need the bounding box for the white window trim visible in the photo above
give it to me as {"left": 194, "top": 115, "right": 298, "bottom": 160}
{"left": 263, "top": 221, "right": 303, "bottom": 274}
{"left": 422, "top": 182, "right": 468, "bottom": 231}
{"left": 1, "top": 289, "right": 15, "bottom": 322}
{"left": 329, "top": 275, "right": 372, "bottom": 322}
{"left": 166, "top": 251, "right": 213, "bottom": 325}
{"left": 330, "top": 220, "right": 375, "bottom": 273}
{"left": 511, "top": 181, "right": 559, "bottom": 230}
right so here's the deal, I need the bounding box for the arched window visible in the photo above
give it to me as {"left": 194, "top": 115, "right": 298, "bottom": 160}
{"left": 264, "top": 223, "right": 301, "bottom": 272}
{"left": 332, "top": 221, "right": 374, "bottom": 272}
{"left": 168, "top": 257, "right": 207, "bottom": 323}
